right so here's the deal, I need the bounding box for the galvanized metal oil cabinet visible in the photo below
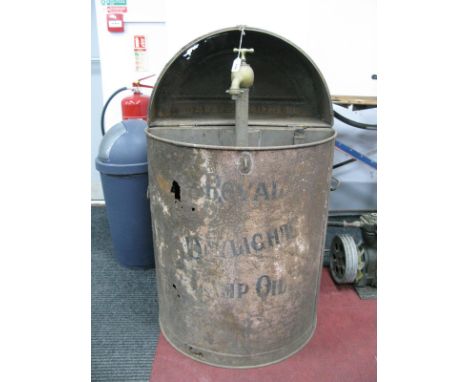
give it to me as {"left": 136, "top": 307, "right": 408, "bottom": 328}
{"left": 146, "top": 26, "right": 336, "bottom": 368}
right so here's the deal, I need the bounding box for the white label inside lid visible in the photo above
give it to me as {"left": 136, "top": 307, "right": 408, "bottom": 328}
{"left": 231, "top": 57, "right": 241, "bottom": 72}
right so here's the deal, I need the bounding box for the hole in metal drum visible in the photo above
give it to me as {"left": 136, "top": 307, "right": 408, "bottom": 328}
{"left": 171, "top": 181, "right": 181, "bottom": 201}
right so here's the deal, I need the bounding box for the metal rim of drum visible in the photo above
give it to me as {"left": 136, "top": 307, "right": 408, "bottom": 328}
{"left": 145, "top": 128, "right": 336, "bottom": 151}
{"left": 330, "top": 234, "right": 359, "bottom": 283}
{"left": 160, "top": 319, "right": 318, "bottom": 369}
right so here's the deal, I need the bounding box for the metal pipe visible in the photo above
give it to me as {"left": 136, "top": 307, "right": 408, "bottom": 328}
{"left": 227, "top": 48, "right": 254, "bottom": 147}
{"left": 233, "top": 89, "right": 249, "bottom": 146}
{"left": 335, "top": 140, "right": 377, "bottom": 170}
{"left": 328, "top": 220, "right": 362, "bottom": 228}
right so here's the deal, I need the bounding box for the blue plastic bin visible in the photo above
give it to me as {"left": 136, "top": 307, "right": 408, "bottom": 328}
{"left": 95, "top": 119, "right": 154, "bottom": 268}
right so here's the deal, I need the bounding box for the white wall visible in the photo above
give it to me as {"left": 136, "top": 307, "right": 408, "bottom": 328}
{"left": 164, "top": 0, "right": 377, "bottom": 96}
{"left": 91, "top": 0, "right": 104, "bottom": 200}
{"left": 92, "top": 0, "right": 377, "bottom": 200}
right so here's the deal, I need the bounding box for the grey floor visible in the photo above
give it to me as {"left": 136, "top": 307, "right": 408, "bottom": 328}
{"left": 91, "top": 206, "right": 160, "bottom": 382}
{"left": 91, "top": 205, "right": 363, "bottom": 381}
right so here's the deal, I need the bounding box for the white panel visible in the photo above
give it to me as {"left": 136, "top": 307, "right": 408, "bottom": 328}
{"left": 125, "top": 0, "right": 166, "bottom": 22}
{"left": 164, "top": 0, "right": 377, "bottom": 96}
{"left": 92, "top": 0, "right": 104, "bottom": 200}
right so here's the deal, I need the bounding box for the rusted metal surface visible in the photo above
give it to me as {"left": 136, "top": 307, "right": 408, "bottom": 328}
{"left": 146, "top": 26, "right": 336, "bottom": 368}
{"left": 146, "top": 128, "right": 335, "bottom": 368}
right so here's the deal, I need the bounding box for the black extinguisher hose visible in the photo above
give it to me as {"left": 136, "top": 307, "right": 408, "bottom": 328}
{"left": 100, "top": 87, "right": 129, "bottom": 136}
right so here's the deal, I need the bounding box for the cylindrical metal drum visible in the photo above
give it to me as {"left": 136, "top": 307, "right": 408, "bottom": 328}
{"left": 146, "top": 26, "right": 336, "bottom": 368}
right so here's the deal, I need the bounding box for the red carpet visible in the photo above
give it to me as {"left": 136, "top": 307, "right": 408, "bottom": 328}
{"left": 149, "top": 269, "right": 376, "bottom": 382}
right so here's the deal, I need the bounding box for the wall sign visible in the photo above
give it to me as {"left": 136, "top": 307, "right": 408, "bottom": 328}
{"left": 134, "top": 35, "right": 148, "bottom": 72}
{"left": 134, "top": 35, "right": 147, "bottom": 52}
{"left": 107, "top": 6, "right": 127, "bottom": 13}
{"left": 106, "top": 13, "right": 124, "bottom": 33}
{"left": 101, "top": 0, "right": 127, "bottom": 6}
{"left": 102, "top": 0, "right": 127, "bottom": 14}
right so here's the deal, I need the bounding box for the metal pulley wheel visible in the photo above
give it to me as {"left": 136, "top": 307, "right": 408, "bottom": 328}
{"left": 330, "top": 234, "right": 359, "bottom": 284}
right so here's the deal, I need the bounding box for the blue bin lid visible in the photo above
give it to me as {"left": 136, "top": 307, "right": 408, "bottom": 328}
{"left": 95, "top": 119, "right": 148, "bottom": 175}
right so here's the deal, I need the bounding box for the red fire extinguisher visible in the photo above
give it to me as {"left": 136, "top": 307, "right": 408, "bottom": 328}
{"left": 121, "top": 89, "right": 150, "bottom": 121}
{"left": 100, "top": 75, "right": 155, "bottom": 136}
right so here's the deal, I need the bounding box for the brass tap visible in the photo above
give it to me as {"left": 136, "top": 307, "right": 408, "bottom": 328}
{"left": 227, "top": 48, "right": 254, "bottom": 96}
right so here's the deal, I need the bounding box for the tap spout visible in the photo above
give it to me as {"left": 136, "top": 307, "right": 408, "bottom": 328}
{"left": 228, "top": 64, "right": 254, "bottom": 95}
{"left": 229, "top": 75, "right": 242, "bottom": 94}
{"left": 227, "top": 48, "right": 254, "bottom": 96}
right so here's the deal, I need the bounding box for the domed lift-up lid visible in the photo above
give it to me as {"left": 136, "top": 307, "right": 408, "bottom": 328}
{"left": 148, "top": 26, "right": 333, "bottom": 128}
{"left": 95, "top": 119, "right": 148, "bottom": 175}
